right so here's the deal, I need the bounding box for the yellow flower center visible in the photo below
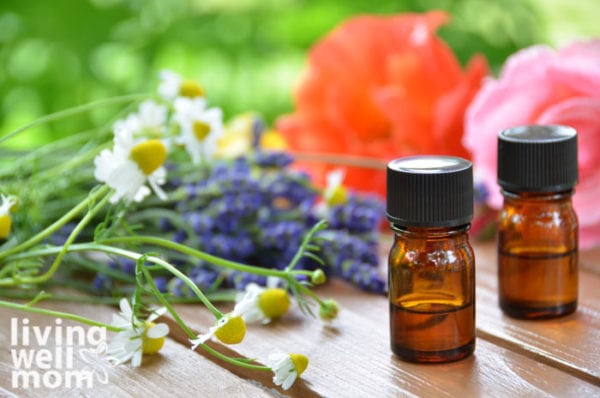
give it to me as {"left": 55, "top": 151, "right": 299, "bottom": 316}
{"left": 214, "top": 316, "right": 246, "bottom": 344}
{"left": 130, "top": 139, "right": 167, "bottom": 176}
{"left": 290, "top": 353, "right": 308, "bottom": 377}
{"left": 193, "top": 121, "right": 211, "bottom": 141}
{"left": 142, "top": 322, "right": 165, "bottom": 355}
{"left": 258, "top": 288, "right": 290, "bottom": 319}
{"left": 259, "top": 129, "right": 287, "bottom": 150}
{"left": 179, "top": 80, "right": 204, "bottom": 98}
{"left": 0, "top": 215, "right": 12, "bottom": 239}
{"left": 327, "top": 185, "right": 348, "bottom": 207}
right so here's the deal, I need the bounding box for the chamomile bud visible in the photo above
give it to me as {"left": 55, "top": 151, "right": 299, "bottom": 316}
{"left": 311, "top": 269, "right": 327, "bottom": 285}
{"left": 319, "top": 299, "right": 340, "bottom": 321}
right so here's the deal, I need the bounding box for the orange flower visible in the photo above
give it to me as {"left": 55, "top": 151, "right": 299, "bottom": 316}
{"left": 276, "top": 11, "right": 488, "bottom": 197}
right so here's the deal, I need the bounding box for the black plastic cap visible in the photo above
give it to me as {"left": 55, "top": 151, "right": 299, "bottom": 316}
{"left": 386, "top": 156, "right": 473, "bottom": 227}
{"left": 498, "top": 125, "right": 578, "bottom": 193}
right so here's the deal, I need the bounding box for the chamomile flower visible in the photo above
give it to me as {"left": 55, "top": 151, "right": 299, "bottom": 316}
{"left": 94, "top": 128, "right": 167, "bottom": 203}
{"left": 174, "top": 97, "right": 223, "bottom": 164}
{"left": 264, "top": 352, "right": 309, "bottom": 390}
{"left": 323, "top": 169, "right": 348, "bottom": 207}
{"left": 107, "top": 298, "right": 169, "bottom": 367}
{"left": 313, "top": 168, "right": 348, "bottom": 218}
{"left": 234, "top": 282, "right": 291, "bottom": 325}
{"left": 190, "top": 301, "right": 250, "bottom": 348}
{"left": 114, "top": 100, "right": 168, "bottom": 139}
{"left": 158, "top": 70, "right": 205, "bottom": 100}
{"left": 0, "top": 195, "right": 17, "bottom": 239}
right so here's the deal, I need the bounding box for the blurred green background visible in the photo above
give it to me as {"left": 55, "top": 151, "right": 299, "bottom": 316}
{"left": 1, "top": 0, "right": 599, "bottom": 147}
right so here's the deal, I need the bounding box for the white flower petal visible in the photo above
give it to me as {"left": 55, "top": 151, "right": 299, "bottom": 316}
{"left": 327, "top": 168, "right": 345, "bottom": 187}
{"left": 131, "top": 350, "right": 143, "bottom": 367}
{"left": 158, "top": 70, "right": 182, "bottom": 100}
{"left": 111, "top": 314, "right": 129, "bottom": 328}
{"left": 266, "top": 277, "right": 281, "bottom": 288}
{"left": 119, "top": 298, "right": 133, "bottom": 317}
{"left": 147, "top": 323, "right": 169, "bottom": 339}
{"left": 125, "top": 338, "right": 142, "bottom": 352}
{"left": 281, "top": 372, "right": 297, "bottom": 390}
{"left": 0, "top": 195, "right": 15, "bottom": 215}
{"left": 190, "top": 334, "right": 211, "bottom": 350}
{"left": 147, "top": 306, "right": 167, "bottom": 322}
{"left": 148, "top": 175, "right": 167, "bottom": 201}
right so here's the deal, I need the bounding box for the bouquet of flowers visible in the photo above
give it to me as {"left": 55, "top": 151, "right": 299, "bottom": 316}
{"left": 0, "top": 70, "right": 386, "bottom": 390}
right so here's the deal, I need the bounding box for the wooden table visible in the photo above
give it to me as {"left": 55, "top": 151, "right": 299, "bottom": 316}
{"left": 1, "top": 242, "right": 599, "bottom": 397}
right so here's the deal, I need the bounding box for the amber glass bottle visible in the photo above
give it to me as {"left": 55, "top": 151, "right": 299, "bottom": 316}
{"left": 497, "top": 125, "right": 578, "bottom": 319}
{"left": 387, "top": 156, "right": 475, "bottom": 363}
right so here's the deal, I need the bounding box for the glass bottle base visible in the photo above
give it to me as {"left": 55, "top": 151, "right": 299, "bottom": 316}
{"left": 391, "top": 339, "right": 475, "bottom": 363}
{"left": 500, "top": 299, "right": 577, "bottom": 319}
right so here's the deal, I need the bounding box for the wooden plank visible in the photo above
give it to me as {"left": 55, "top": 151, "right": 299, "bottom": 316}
{"left": 171, "top": 278, "right": 600, "bottom": 397}
{"left": 580, "top": 246, "right": 600, "bottom": 275}
{"left": 0, "top": 301, "right": 271, "bottom": 397}
{"left": 474, "top": 242, "right": 600, "bottom": 384}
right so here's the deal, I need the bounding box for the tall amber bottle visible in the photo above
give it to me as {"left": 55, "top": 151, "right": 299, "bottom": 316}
{"left": 387, "top": 156, "right": 475, "bottom": 363}
{"left": 497, "top": 125, "right": 578, "bottom": 319}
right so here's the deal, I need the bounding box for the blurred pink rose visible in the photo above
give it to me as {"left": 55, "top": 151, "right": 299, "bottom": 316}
{"left": 464, "top": 39, "right": 600, "bottom": 249}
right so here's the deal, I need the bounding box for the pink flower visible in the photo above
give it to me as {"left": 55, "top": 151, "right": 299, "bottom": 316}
{"left": 277, "top": 11, "right": 488, "bottom": 197}
{"left": 464, "top": 40, "right": 600, "bottom": 249}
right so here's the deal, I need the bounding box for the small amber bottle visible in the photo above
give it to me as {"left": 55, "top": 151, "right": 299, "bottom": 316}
{"left": 387, "top": 156, "right": 475, "bottom": 363}
{"left": 497, "top": 125, "right": 578, "bottom": 319}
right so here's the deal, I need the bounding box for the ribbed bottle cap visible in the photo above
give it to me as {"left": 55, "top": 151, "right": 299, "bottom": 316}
{"left": 498, "top": 125, "right": 578, "bottom": 192}
{"left": 386, "top": 156, "right": 473, "bottom": 227}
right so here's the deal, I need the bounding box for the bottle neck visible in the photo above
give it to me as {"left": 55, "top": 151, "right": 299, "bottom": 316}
{"left": 501, "top": 189, "right": 574, "bottom": 202}
{"left": 390, "top": 224, "right": 471, "bottom": 239}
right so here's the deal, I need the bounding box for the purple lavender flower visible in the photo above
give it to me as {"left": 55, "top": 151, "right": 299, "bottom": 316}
{"left": 162, "top": 152, "right": 384, "bottom": 295}
{"left": 254, "top": 151, "right": 294, "bottom": 168}
{"left": 328, "top": 195, "right": 384, "bottom": 233}
{"left": 92, "top": 273, "right": 112, "bottom": 293}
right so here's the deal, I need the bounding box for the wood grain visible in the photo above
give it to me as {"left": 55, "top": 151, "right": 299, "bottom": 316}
{"left": 1, "top": 240, "right": 599, "bottom": 397}
{"left": 475, "top": 242, "right": 600, "bottom": 384}
{"left": 172, "top": 274, "right": 600, "bottom": 397}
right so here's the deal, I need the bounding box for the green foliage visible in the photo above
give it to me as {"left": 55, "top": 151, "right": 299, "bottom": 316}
{"left": 2, "top": 0, "right": 594, "bottom": 146}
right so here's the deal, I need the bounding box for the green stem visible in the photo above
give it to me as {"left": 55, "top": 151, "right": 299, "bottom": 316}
{"left": 32, "top": 141, "right": 110, "bottom": 183}
{"left": 199, "top": 344, "right": 270, "bottom": 372}
{"left": 0, "top": 243, "right": 222, "bottom": 318}
{"left": 0, "top": 94, "right": 150, "bottom": 145}
{"left": 0, "top": 290, "right": 236, "bottom": 305}
{"left": 0, "top": 299, "right": 121, "bottom": 332}
{"left": 100, "top": 236, "right": 313, "bottom": 279}
{"left": 68, "top": 255, "right": 136, "bottom": 283}
{"left": 140, "top": 266, "right": 269, "bottom": 372}
{"left": 0, "top": 185, "right": 111, "bottom": 260}
{"left": 35, "top": 190, "right": 112, "bottom": 284}
{"left": 140, "top": 265, "right": 197, "bottom": 337}
{"left": 298, "top": 284, "right": 326, "bottom": 307}
{"left": 126, "top": 208, "right": 197, "bottom": 240}
{"left": 285, "top": 219, "right": 328, "bottom": 272}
